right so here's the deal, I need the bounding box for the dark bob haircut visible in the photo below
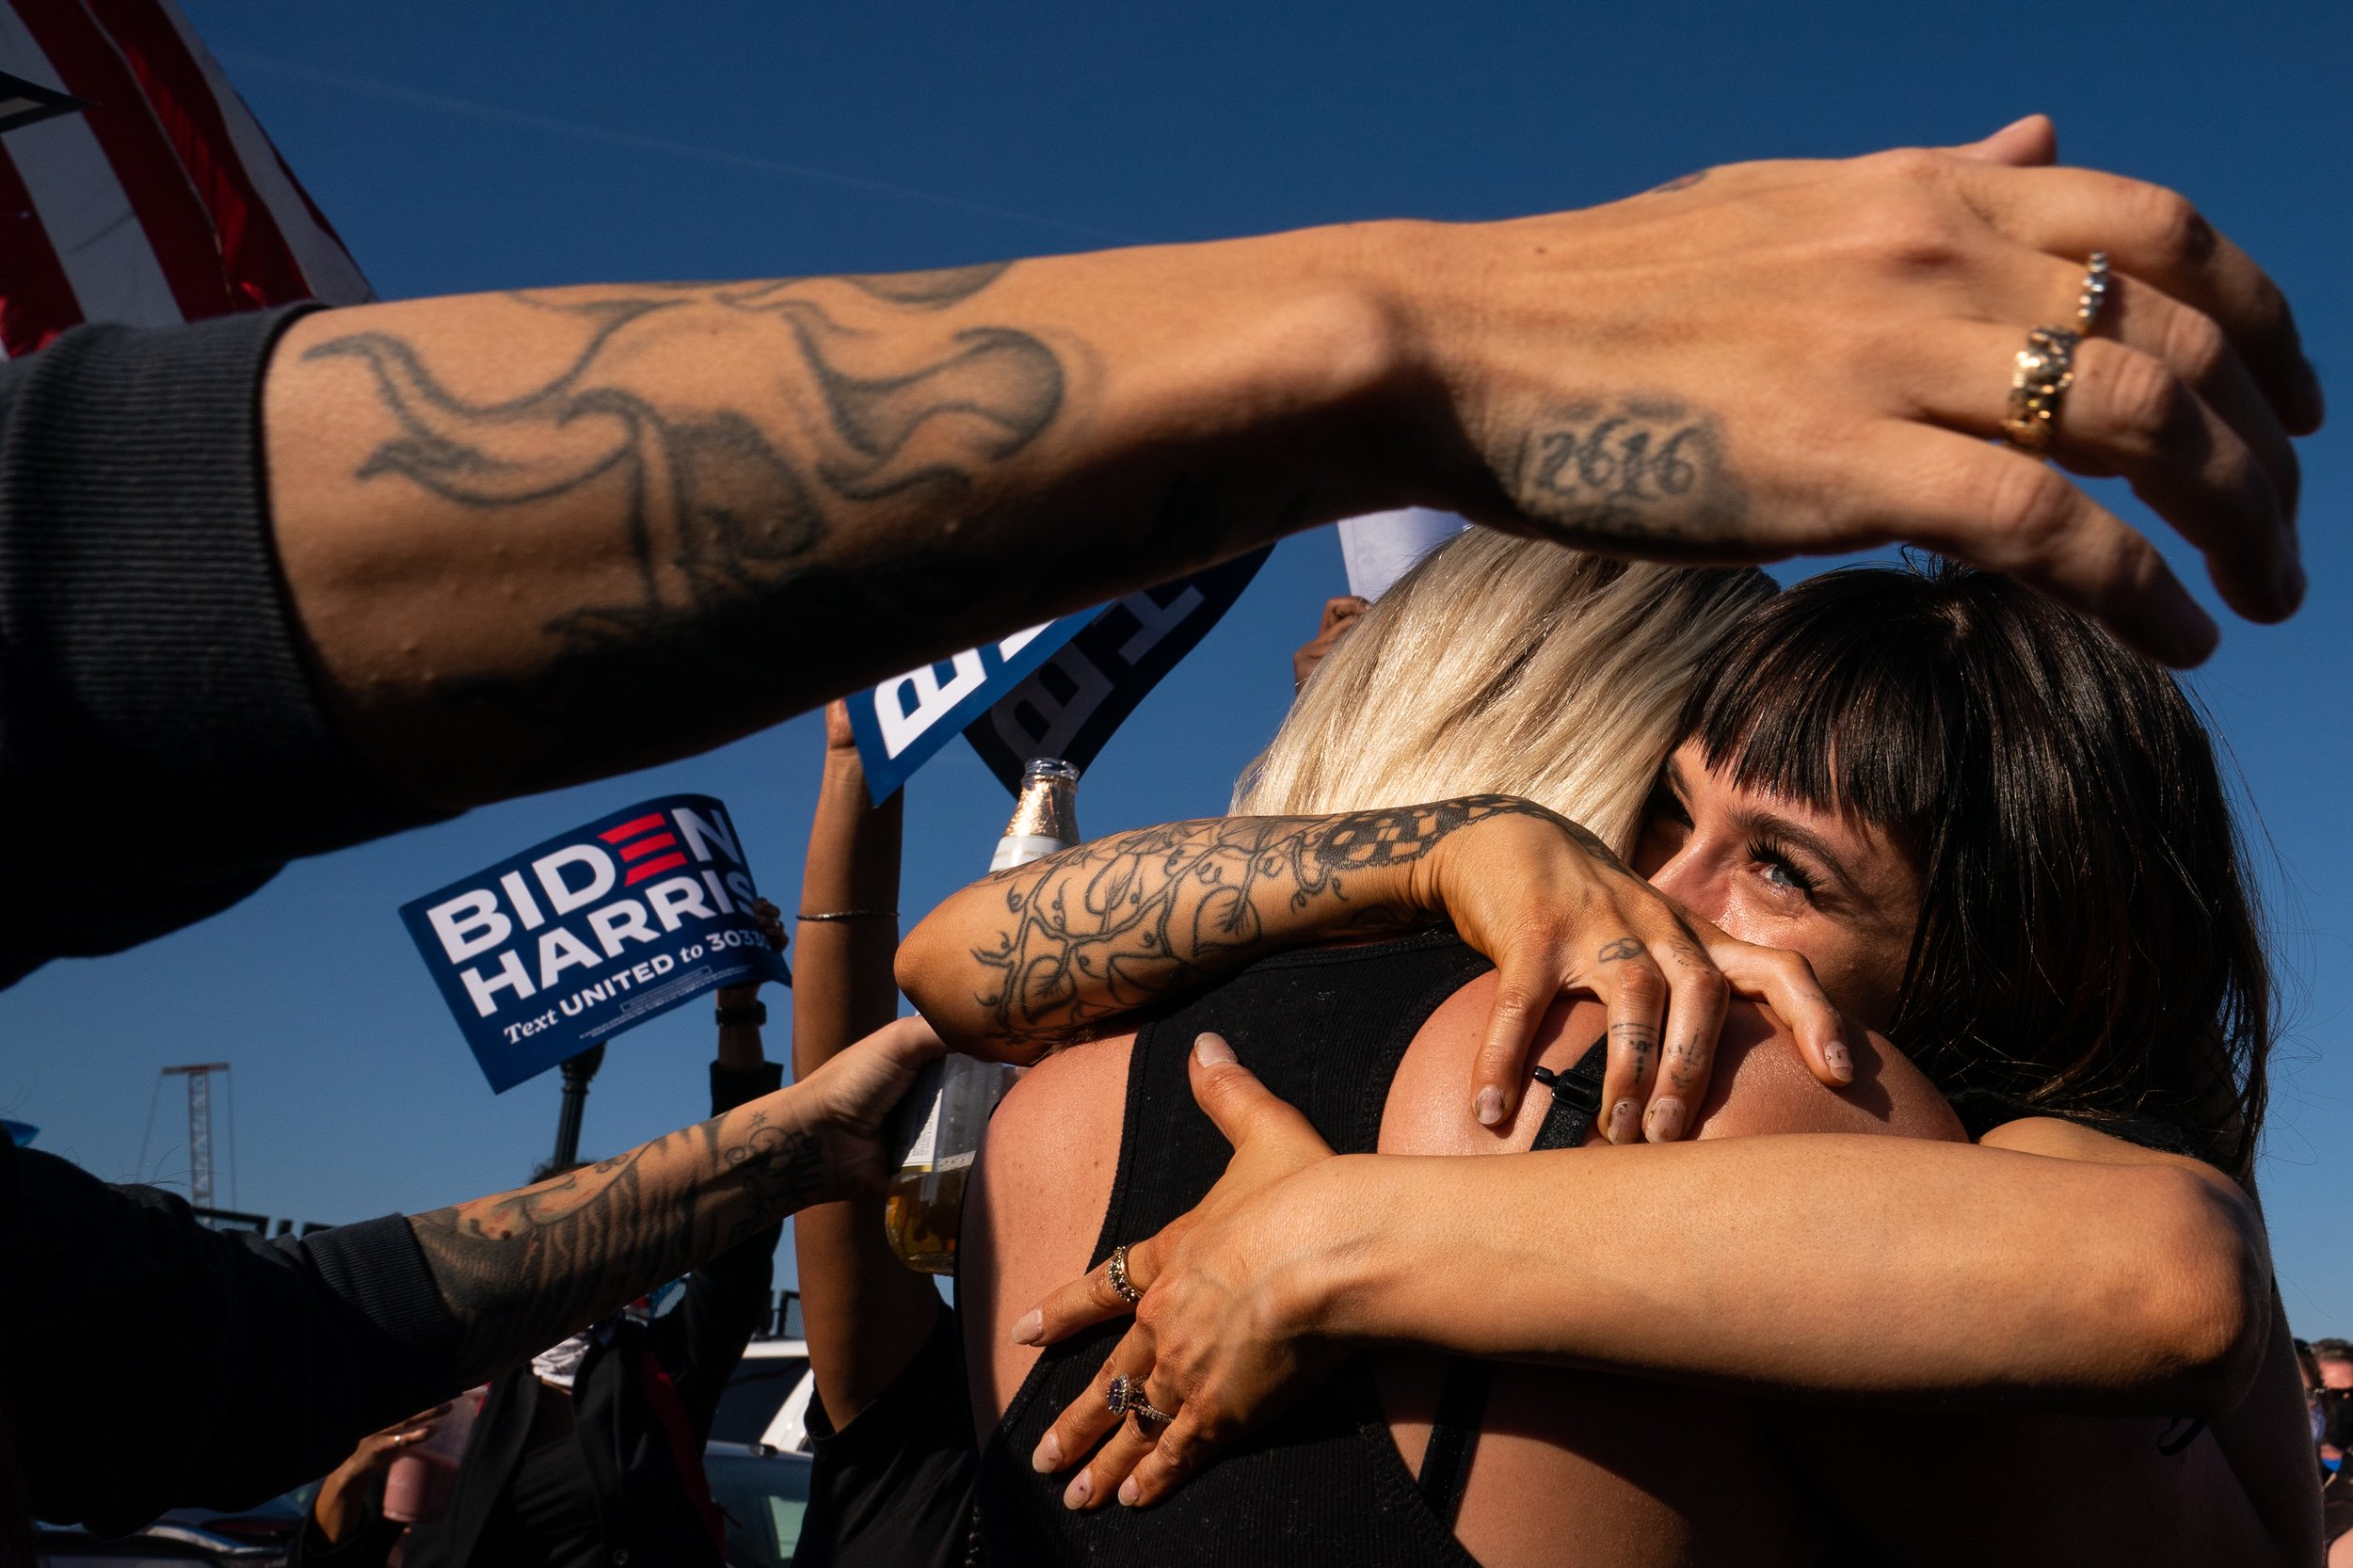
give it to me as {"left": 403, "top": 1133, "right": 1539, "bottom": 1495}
{"left": 1677, "top": 561, "right": 2268, "bottom": 1180}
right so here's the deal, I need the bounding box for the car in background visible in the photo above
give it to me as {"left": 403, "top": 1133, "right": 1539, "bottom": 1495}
{"left": 712, "top": 1335, "right": 816, "bottom": 1454}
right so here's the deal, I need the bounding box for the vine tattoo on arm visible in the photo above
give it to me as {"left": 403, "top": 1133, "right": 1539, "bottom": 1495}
{"left": 965, "top": 793, "right": 1564, "bottom": 1052}
{"left": 408, "top": 1104, "right": 825, "bottom": 1377}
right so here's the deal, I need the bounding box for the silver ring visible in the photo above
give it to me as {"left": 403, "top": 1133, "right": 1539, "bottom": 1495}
{"left": 2074, "top": 251, "right": 2112, "bottom": 335}
{"left": 1106, "top": 1244, "right": 1143, "bottom": 1307}
{"left": 1106, "top": 1373, "right": 1176, "bottom": 1427}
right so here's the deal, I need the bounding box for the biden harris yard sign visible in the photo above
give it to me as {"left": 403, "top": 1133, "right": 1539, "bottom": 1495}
{"left": 401, "top": 795, "right": 789, "bottom": 1092}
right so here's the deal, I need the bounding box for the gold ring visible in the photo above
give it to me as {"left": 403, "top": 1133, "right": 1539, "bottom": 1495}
{"left": 2074, "top": 251, "right": 2112, "bottom": 335}
{"left": 2003, "top": 326, "right": 2081, "bottom": 456}
{"left": 1106, "top": 1244, "right": 1143, "bottom": 1306}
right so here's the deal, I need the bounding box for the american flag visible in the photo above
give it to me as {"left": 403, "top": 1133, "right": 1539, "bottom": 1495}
{"left": 0, "top": 0, "right": 369, "bottom": 360}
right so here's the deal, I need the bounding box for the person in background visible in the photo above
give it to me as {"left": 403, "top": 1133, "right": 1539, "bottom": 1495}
{"left": 786, "top": 702, "right": 976, "bottom": 1568}
{"left": 2298, "top": 1340, "right": 2353, "bottom": 1563}
{"left": 292, "top": 907, "right": 794, "bottom": 1568}
{"left": 2317, "top": 1338, "right": 2353, "bottom": 1466}
{"left": 1291, "top": 596, "right": 1369, "bottom": 692}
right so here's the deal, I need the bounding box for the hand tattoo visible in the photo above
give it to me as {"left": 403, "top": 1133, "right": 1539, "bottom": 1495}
{"left": 408, "top": 1106, "right": 824, "bottom": 1378}
{"left": 1609, "top": 1019, "right": 1659, "bottom": 1082}
{"left": 1511, "top": 395, "right": 1748, "bottom": 553}
{"left": 1597, "top": 936, "right": 1647, "bottom": 963}
{"left": 965, "top": 794, "right": 1562, "bottom": 1051}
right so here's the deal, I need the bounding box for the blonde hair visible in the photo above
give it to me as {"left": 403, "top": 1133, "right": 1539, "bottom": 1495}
{"left": 1233, "top": 533, "right": 1774, "bottom": 855}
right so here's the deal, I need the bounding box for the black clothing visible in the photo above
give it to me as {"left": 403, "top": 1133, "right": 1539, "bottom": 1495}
{"left": 796, "top": 1298, "right": 979, "bottom": 1568}
{"left": 0, "top": 312, "right": 440, "bottom": 992}
{"left": 0, "top": 1136, "right": 459, "bottom": 1536}
{"left": 976, "top": 931, "right": 1497, "bottom": 1567}
{"left": 475, "top": 1436, "right": 605, "bottom": 1567}
{"left": 295, "top": 1060, "right": 783, "bottom": 1568}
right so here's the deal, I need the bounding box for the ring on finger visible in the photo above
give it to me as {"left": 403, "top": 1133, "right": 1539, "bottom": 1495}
{"left": 1106, "top": 1244, "right": 1143, "bottom": 1307}
{"left": 2002, "top": 325, "right": 2082, "bottom": 456}
{"left": 1106, "top": 1373, "right": 1176, "bottom": 1427}
{"left": 2074, "top": 250, "right": 2112, "bottom": 336}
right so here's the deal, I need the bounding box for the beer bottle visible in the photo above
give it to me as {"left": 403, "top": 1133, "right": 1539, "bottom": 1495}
{"left": 884, "top": 760, "right": 1080, "bottom": 1273}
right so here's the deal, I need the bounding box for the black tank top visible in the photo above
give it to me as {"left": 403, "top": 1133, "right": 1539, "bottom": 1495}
{"left": 974, "top": 932, "right": 1609, "bottom": 1567}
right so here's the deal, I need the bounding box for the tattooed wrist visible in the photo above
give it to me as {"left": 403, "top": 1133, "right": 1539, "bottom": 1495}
{"left": 957, "top": 793, "right": 1564, "bottom": 1050}
{"left": 408, "top": 1095, "right": 827, "bottom": 1376}
{"left": 1510, "top": 395, "right": 1749, "bottom": 554}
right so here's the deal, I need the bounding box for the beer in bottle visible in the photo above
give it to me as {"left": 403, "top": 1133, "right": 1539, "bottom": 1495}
{"left": 884, "top": 760, "right": 1080, "bottom": 1272}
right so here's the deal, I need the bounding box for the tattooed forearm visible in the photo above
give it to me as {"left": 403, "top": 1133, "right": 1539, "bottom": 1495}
{"left": 408, "top": 1101, "right": 825, "bottom": 1378}
{"left": 950, "top": 794, "right": 1561, "bottom": 1052}
{"left": 300, "top": 262, "right": 1064, "bottom": 778}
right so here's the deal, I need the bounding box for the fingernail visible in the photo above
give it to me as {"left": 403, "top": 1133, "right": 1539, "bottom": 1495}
{"left": 1011, "top": 1309, "right": 1043, "bottom": 1346}
{"left": 1064, "top": 1472, "right": 1092, "bottom": 1509}
{"left": 1475, "top": 1087, "right": 1505, "bottom": 1127}
{"left": 1193, "top": 1032, "right": 1236, "bottom": 1066}
{"left": 1118, "top": 1476, "right": 1142, "bottom": 1507}
{"left": 1824, "top": 1040, "right": 1854, "bottom": 1084}
{"left": 1607, "top": 1099, "right": 1639, "bottom": 1144}
{"left": 1644, "top": 1097, "right": 1687, "bottom": 1143}
{"left": 1032, "top": 1432, "right": 1063, "bottom": 1473}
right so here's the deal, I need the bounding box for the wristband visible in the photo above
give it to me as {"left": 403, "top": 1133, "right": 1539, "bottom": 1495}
{"left": 796, "top": 908, "right": 898, "bottom": 921}
{"left": 714, "top": 1000, "right": 768, "bottom": 1028}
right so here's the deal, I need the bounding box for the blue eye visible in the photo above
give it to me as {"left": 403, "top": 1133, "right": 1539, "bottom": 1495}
{"left": 1748, "top": 837, "right": 1820, "bottom": 898}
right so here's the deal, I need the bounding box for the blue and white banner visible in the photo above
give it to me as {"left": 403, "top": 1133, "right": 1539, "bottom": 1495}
{"left": 966, "top": 548, "right": 1272, "bottom": 792}
{"left": 844, "top": 617, "right": 1094, "bottom": 802}
{"left": 847, "top": 552, "right": 1271, "bottom": 799}
{"left": 400, "top": 794, "right": 789, "bottom": 1093}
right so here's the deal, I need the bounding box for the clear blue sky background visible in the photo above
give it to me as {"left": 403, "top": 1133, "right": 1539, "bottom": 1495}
{"left": 4, "top": 0, "right": 2348, "bottom": 1328}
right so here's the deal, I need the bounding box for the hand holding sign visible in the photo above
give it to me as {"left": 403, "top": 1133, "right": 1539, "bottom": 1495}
{"left": 402, "top": 794, "right": 790, "bottom": 1092}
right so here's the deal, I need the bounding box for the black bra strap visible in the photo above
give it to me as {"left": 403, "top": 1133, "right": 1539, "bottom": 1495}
{"left": 1529, "top": 1036, "right": 1609, "bottom": 1151}
{"left": 1417, "top": 1358, "right": 1496, "bottom": 1524}
{"left": 1417, "top": 1038, "right": 1611, "bottom": 1527}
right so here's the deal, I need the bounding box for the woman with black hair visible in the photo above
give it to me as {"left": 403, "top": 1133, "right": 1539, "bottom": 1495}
{"left": 901, "top": 550, "right": 2313, "bottom": 1565}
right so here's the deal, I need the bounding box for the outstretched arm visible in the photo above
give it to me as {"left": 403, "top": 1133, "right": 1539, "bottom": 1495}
{"left": 265, "top": 123, "right": 2317, "bottom": 812}
{"left": 789, "top": 703, "right": 945, "bottom": 1428}
{"left": 406, "top": 1016, "right": 940, "bottom": 1385}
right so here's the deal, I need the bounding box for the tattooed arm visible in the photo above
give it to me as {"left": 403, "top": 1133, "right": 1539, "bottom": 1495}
{"left": 265, "top": 126, "right": 2318, "bottom": 816}
{"left": 894, "top": 795, "right": 1849, "bottom": 1138}
{"left": 408, "top": 1014, "right": 941, "bottom": 1382}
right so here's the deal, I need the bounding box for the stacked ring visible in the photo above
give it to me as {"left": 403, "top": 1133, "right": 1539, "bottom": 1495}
{"left": 2002, "top": 325, "right": 2082, "bottom": 456}
{"left": 2075, "top": 251, "right": 2112, "bottom": 336}
{"left": 1107, "top": 1373, "right": 1176, "bottom": 1426}
{"left": 1107, "top": 1244, "right": 1144, "bottom": 1306}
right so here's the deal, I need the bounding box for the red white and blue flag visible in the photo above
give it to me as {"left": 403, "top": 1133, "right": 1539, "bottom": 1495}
{"left": 0, "top": 0, "right": 369, "bottom": 360}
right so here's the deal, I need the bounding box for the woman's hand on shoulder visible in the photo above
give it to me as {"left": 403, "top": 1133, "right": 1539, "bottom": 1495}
{"left": 1017, "top": 1034, "right": 1354, "bottom": 1511}
{"left": 1407, "top": 797, "right": 1855, "bottom": 1141}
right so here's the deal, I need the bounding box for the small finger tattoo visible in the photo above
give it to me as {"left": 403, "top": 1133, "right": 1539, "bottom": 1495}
{"left": 1597, "top": 936, "right": 1647, "bottom": 963}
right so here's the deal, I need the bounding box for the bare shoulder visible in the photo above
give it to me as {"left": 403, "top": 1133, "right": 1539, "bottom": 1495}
{"left": 1692, "top": 1007, "right": 1964, "bottom": 1144}
{"left": 966, "top": 1032, "right": 1135, "bottom": 1427}
{"left": 1383, "top": 972, "right": 1961, "bottom": 1153}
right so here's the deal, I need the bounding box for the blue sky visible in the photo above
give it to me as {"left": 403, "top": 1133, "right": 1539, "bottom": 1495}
{"left": 5, "top": 0, "right": 2349, "bottom": 1329}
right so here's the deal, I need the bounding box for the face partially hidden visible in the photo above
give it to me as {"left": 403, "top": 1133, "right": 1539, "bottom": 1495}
{"left": 1633, "top": 742, "right": 1923, "bottom": 1032}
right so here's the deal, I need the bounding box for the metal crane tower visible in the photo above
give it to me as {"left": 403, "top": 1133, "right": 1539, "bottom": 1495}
{"left": 161, "top": 1063, "right": 231, "bottom": 1208}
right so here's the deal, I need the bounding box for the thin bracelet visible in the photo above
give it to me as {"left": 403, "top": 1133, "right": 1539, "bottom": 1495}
{"left": 796, "top": 909, "right": 898, "bottom": 921}
{"left": 714, "top": 1000, "right": 768, "bottom": 1028}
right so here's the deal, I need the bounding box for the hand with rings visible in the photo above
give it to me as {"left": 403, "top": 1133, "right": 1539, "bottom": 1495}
{"left": 1017, "top": 1034, "right": 1348, "bottom": 1510}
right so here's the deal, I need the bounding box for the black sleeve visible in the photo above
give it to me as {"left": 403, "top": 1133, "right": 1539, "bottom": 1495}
{"left": 0, "top": 311, "right": 442, "bottom": 990}
{"left": 655, "top": 1059, "right": 787, "bottom": 1433}
{"left": 288, "top": 1490, "right": 403, "bottom": 1568}
{"left": 1945, "top": 1089, "right": 2208, "bottom": 1160}
{"left": 0, "top": 1138, "right": 465, "bottom": 1535}
{"left": 794, "top": 1297, "right": 976, "bottom": 1568}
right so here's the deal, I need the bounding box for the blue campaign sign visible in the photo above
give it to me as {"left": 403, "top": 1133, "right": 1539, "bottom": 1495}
{"left": 400, "top": 793, "right": 790, "bottom": 1093}
{"left": 845, "top": 616, "right": 1093, "bottom": 802}
{"left": 965, "top": 548, "right": 1272, "bottom": 793}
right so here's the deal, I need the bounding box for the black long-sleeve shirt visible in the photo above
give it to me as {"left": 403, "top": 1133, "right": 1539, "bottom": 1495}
{"left": 0, "top": 312, "right": 752, "bottom": 1537}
